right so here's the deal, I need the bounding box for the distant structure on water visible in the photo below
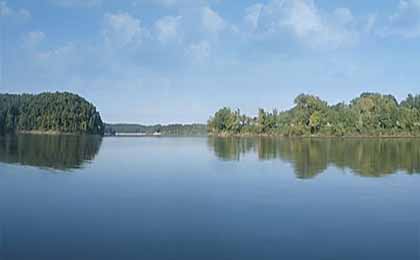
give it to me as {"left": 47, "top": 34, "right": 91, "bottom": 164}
{"left": 112, "top": 132, "right": 161, "bottom": 137}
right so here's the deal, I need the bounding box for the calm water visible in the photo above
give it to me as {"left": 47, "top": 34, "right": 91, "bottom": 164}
{"left": 0, "top": 135, "right": 419, "bottom": 260}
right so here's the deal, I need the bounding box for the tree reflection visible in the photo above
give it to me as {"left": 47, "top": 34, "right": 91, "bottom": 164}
{"left": 208, "top": 137, "right": 256, "bottom": 161}
{"left": 0, "top": 134, "right": 102, "bottom": 171}
{"left": 208, "top": 137, "right": 420, "bottom": 179}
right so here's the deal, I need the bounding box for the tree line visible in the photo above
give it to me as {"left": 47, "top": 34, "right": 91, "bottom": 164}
{"left": 0, "top": 92, "right": 104, "bottom": 135}
{"left": 208, "top": 93, "right": 420, "bottom": 137}
{"left": 105, "top": 123, "right": 207, "bottom": 136}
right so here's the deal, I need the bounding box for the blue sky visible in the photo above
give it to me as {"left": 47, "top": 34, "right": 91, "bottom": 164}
{"left": 1, "top": 0, "right": 420, "bottom": 124}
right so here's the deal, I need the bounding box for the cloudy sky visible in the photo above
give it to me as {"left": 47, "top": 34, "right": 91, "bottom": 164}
{"left": 1, "top": 0, "right": 420, "bottom": 123}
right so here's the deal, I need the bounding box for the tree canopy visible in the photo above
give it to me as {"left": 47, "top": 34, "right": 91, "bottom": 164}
{"left": 208, "top": 93, "right": 420, "bottom": 137}
{"left": 0, "top": 92, "right": 104, "bottom": 135}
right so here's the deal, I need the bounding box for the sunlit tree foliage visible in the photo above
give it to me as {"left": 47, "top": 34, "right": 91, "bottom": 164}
{"left": 208, "top": 93, "right": 420, "bottom": 137}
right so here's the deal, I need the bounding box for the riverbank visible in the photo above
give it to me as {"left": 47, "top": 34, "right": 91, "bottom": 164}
{"left": 16, "top": 130, "right": 103, "bottom": 136}
{"left": 17, "top": 130, "right": 75, "bottom": 135}
{"left": 208, "top": 132, "right": 420, "bottom": 139}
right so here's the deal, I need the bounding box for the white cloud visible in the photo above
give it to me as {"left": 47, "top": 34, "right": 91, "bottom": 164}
{"left": 139, "top": 0, "right": 218, "bottom": 9}
{"left": 333, "top": 8, "right": 354, "bottom": 26}
{"left": 103, "top": 12, "right": 148, "bottom": 48}
{"left": 185, "top": 40, "right": 211, "bottom": 63}
{"left": 244, "top": 3, "right": 264, "bottom": 32}
{"left": 36, "top": 43, "right": 77, "bottom": 65}
{"left": 201, "top": 6, "right": 226, "bottom": 34}
{"left": 382, "top": 0, "right": 420, "bottom": 38}
{"left": 279, "top": 0, "right": 323, "bottom": 37}
{"left": 151, "top": 0, "right": 177, "bottom": 8}
{"left": 245, "top": 0, "right": 359, "bottom": 49}
{"left": 154, "top": 16, "right": 183, "bottom": 43}
{"left": 0, "top": 1, "right": 31, "bottom": 21}
{"left": 49, "top": 0, "right": 101, "bottom": 8}
{"left": 0, "top": 1, "right": 11, "bottom": 16}
{"left": 23, "top": 31, "right": 46, "bottom": 48}
{"left": 26, "top": 42, "right": 86, "bottom": 85}
{"left": 364, "top": 14, "right": 377, "bottom": 34}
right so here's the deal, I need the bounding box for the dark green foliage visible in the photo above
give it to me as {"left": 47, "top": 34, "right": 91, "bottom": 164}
{"left": 0, "top": 92, "right": 104, "bottom": 135}
{"left": 105, "top": 123, "right": 207, "bottom": 136}
{"left": 208, "top": 93, "right": 420, "bottom": 137}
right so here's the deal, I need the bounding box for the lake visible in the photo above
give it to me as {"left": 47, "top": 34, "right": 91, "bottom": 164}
{"left": 0, "top": 135, "right": 419, "bottom": 260}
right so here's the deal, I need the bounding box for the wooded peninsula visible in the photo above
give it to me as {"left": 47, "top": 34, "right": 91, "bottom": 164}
{"left": 208, "top": 93, "right": 420, "bottom": 137}
{"left": 0, "top": 92, "right": 104, "bottom": 135}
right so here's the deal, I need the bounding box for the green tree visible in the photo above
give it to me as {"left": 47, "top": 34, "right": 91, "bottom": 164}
{"left": 0, "top": 92, "right": 104, "bottom": 135}
{"left": 208, "top": 92, "right": 420, "bottom": 137}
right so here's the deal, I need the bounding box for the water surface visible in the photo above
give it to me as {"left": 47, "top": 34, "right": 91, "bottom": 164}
{"left": 0, "top": 135, "right": 419, "bottom": 260}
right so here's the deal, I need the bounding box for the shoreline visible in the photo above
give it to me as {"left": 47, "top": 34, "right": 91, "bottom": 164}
{"left": 208, "top": 133, "right": 420, "bottom": 139}
{"left": 17, "top": 130, "right": 76, "bottom": 136}
{"left": 16, "top": 130, "right": 100, "bottom": 136}
{"left": 3, "top": 131, "right": 419, "bottom": 139}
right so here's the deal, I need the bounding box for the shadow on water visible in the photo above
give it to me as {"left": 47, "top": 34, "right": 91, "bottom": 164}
{"left": 0, "top": 134, "right": 102, "bottom": 171}
{"left": 208, "top": 137, "right": 420, "bottom": 179}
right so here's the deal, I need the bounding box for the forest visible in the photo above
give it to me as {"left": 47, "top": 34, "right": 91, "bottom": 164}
{"left": 208, "top": 93, "right": 420, "bottom": 137}
{"left": 0, "top": 92, "right": 104, "bottom": 135}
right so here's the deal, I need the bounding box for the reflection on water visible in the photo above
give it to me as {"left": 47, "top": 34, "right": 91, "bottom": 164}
{"left": 1, "top": 135, "right": 419, "bottom": 177}
{"left": 0, "top": 136, "right": 419, "bottom": 260}
{"left": 0, "top": 134, "right": 102, "bottom": 171}
{"left": 208, "top": 137, "right": 420, "bottom": 179}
